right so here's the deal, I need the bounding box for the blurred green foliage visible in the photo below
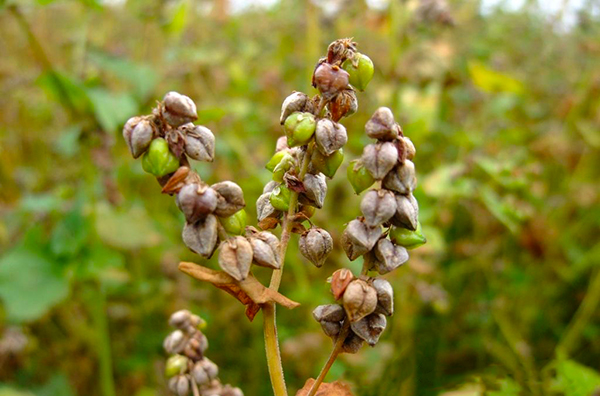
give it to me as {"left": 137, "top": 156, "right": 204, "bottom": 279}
{"left": 0, "top": 0, "right": 599, "bottom": 395}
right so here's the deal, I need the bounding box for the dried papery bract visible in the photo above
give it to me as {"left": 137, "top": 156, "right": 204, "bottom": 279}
{"left": 218, "top": 236, "right": 253, "bottom": 281}
{"left": 299, "top": 227, "right": 333, "bottom": 268}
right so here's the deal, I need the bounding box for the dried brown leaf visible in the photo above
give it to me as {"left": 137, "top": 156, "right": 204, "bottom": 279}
{"left": 296, "top": 379, "right": 354, "bottom": 396}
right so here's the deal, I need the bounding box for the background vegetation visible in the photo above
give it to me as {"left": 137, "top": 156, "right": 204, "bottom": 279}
{"left": 1, "top": 0, "right": 599, "bottom": 395}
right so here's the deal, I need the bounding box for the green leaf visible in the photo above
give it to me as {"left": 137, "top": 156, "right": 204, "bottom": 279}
{"left": 552, "top": 359, "right": 600, "bottom": 396}
{"left": 50, "top": 209, "right": 89, "bottom": 258}
{"left": 53, "top": 126, "right": 82, "bottom": 158}
{"left": 0, "top": 246, "right": 70, "bottom": 323}
{"left": 164, "top": 0, "right": 190, "bottom": 35}
{"left": 468, "top": 61, "right": 524, "bottom": 95}
{"left": 487, "top": 378, "right": 521, "bottom": 396}
{"left": 37, "top": 71, "right": 91, "bottom": 116}
{"left": 94, "top": 203, "right": 161, "bottom": 250}
{"left": 87, "top": 88, "right": 138, "bottom": 134}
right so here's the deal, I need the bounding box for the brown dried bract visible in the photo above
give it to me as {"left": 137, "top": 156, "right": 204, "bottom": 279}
{"left": 330, "top": 268, "right": 354, "bottom": 300}
{"left": 296, "top": 379, "right": 354, "bottom": 396}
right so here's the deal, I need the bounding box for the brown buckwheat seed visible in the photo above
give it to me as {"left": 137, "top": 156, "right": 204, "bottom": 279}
{"left": 341, "top": 218, "right": 382, "bottom": 260}
{"left": 342, "top": 279, "right": 378, "bottom": 322}
{"left": 382, "top": 160, "right": 417, "bottom": 195}
{"left": 350, "top": 313, "right": 387, "bottom": 346}
{"left": 341, "top": 330, "right": 365, "bottom": 354}
{"left": 218, "top": 236, "right": 253, "bottom": 281}
{"left": 280, "top": 91, "right": 309, "bottom": 125}
{"left": 372, "top": 278, "right": 394, "bottom": 316}
{"left": 299, "top": 227, "right": 333, "bottom": 268}
{"left": 365, "top": 107, "right": 400, "bottom": 141}
{"left": 300, "top": 172, "right": 327, "bottom": 209}
{"left": 176, "top": 183, "right": 218, "bottom": 224}
{"left": 182, "top": 215, "right": 218, "bottom": 258}
{"left": 362, "top": 141, "right": 399, "bottom": 180}
{"left": 313, "top": 63, "right": 350, "bottom": 101}
{"left": 360, "top": 189, "right": 397, "bottom": 227}
{"left": 373, "top": 238, "right": 409, "bottom": 275}
{"left": 246, "top": 229, "right": 281, "bottom": 269}
{"left": 182, "top": 124, "right": 215, "bottom": 162}
{"left": 211, "top": 181, "right": 246, "bottom": 218}
{"left": 162, "top": 91, "right": 198, "bottom": 127}
{"left": 256, "top": 192, "right": 280, "bottom": 222}
{"left": 331, "top": 268, "right": 354, "bottom": 300}
{"left": 123, "top": 116, "right": 155, "bottom": 158}
{"left": 391, "top": 193, "right": 419, "bottom": 231}
{"left": 312, "top": 304, "right": 346, "bottom": 323}
{"left": 315, "top": 118, "right": 348, "bottom": 156}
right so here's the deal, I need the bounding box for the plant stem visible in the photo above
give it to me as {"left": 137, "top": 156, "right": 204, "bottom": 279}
{"left": 88, "top": 284, "right": 117, "bottom": 396}
{"left": 263, "top": 143, "right": 315, "bottom": 396}
{"left": 307, "top": 321, "right": 351, "bottom": 396}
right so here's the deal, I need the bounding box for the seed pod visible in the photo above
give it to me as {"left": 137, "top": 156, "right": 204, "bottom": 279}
{"left": 351, "top": 313, "right": 387, "bottom": 346}
{"left": 321, "top": 321, "right": 342, "bottom": 338}
{"left": 218, "top": 236, "right": 253, "bottom": 281}
{"left": 362, "top": 142, "right": 398, "bottom": 180}
{"left": 391, "top": 193, "right": 419, "bottom": 231}
{"left": 169, "top": 310, "right": 192, "bottom": 329}
{"left": 263, "top": 181, "right": 279, "bottom": 194}
{"left": 360, "top": 189, "right": 397, "bottom": 227}
{"left": 271, "top": 153, "right": 295, "bottom": 183}
{"left": 299, "top": 227, "right": 333, "bottom": 267}
{"left": 301, "top": 172, "right": 327, "bottom": 209}
{"left": 256, "top": 193, "right": 280, "bottom": 221}
{"left": 222, "top": 386, "right": 244, "bottom": 396}
{"left": 342, "top": 53, "right": 375, "bottom": 92}
{"left": 183, "top": 332, "right": 206, "bottom": 360}
{"left": 212, "top": 181, "right": 245, "bottom": 218}
{"left": 383, "top": 160, "right": 417, "bottom": 195}
{"left": 311, "top": 148, "right": 344, "bottom": 179}
{"left": 219, "top": 209, "right": 247, "bottom": 236}
{"left": 313, "top": 63, "right": 350, "bottom": 101}
{"left": 373, "top": 239, "right": 409, "bottom": 274}
{"left": 364, "top": 107, "right": 399, "bottom": 141}
{"left": 162, "top": 91, "right": 197, "bottom": 127}
{"left": 142, "top": 138, "right": 180, "bottom": 177}
{"left": 176, "top": 184, "right": 218, "bottom": 224}
{"left": 342, "top": 279, "right": 378, "bottom": 322}
{"left": 284, "top": 112, "right": 317, "bottom": 147}
{"left": 280, "top": 91, "right": 309, "bottom": 125}
{"left": 182, "top": 215, "right": 218, "bottom": 258}
{"left": 184, "top": 125, "right": 215, "bottom": 162}
{"left": 330, "top": 268, "right": 354, "bottom": 300}
{"left": 275, "top": 136, "right": 289, "bottom": 152}
{"left": 312, "top": 304, "right": 346, "bottom": 323}
{"left": 247, "top": 230, "right": 281, "bottom": 269}
{"left": 163, "top": 329, "right": 187, "bottom": 354}
{"left": 168, "top": 376, "right": 181, "bottom": 394}
{"left": 315, "top": 119, "right": 348, "bottom": 156}
{"left": 347, "top": 159, "right": 375, "bottom": 195}
{"left": 270, "top": 185, "right": 291, "bottom": 212}
{"left": 390, "top": 222, "right": 426, "bottom": 249}
{"left": 123, "top": 116, "right": 154, "bottom": 158}
{"left": 200, "top": 358, "right": 219, "bottom": 380}
{"left": 341, "top": 330, "right": 365, "bottom": 354}
{"left": 176, "top": 374, "right": 191, "bottom": 396}
{"left": 191, "top": 361, "right": 210, "bottom": 385}
{"left": 372, "top": 278, "right": 394, "bottom": 316}
{"left": 402, "top": 137, "right": 416, "bottom": 160}
{"left": 266, "top": 150, "right": 289, "bottom": 172}
{"left": 341, "top": 218, "right": 382, "bottom": 261}
{"left": 330, "top": 89, "right": 358, "bottom": 122}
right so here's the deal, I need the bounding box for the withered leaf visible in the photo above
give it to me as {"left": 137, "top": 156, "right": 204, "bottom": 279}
{"left": 296, "top": 379, "right": 354, "bottom": 396}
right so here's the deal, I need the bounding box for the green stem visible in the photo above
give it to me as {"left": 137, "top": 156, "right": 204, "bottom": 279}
{"left": 88, "top": 284, "right": 117, "bottom": 396}
{"left": 263, "top": 143, "right": 315, "bottom": 396}
{"left": 307, "top": 321, "right": 351, "bottom": 396}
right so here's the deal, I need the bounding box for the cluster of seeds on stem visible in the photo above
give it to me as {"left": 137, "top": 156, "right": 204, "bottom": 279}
{"left": 164, "top": 310, "right": 243, "bottom": 396}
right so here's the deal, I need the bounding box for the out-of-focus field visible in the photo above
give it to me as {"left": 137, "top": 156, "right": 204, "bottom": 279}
{"left": 0, "top": 1, "right": 599, "bottom": 395}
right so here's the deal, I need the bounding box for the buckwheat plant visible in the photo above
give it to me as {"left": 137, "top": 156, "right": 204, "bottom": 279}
{"left": 123, "top": 39, "right": 425, "bottom": 396}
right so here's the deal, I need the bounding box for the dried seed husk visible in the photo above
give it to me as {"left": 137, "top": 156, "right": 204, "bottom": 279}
{"left": 364, "top": 107, "right": 399, "bottom": 141}
{"left": 300, "top": 172, "right": 327, "bottom": 209}
{"left": 169, "top": 310, "right": 192, "bottom": 329}
{"left": 372, "top": 278, "right": 394, "bottom": 316}
{"left": 256, "top": 192, "right": 281, "bottom": 221}
{"left": 311, "top": 148, "right": 344, "bottom": 179}
{"left": 315, "top": 119, "right": 348, "bottom": 156}
{"left": 218, "top": 236, "right": 253, "bottom": 281}
{"left": 403, "top": 136, "right": 416, "bottom": 160}
{"left": 321, "top": 321, "right": 342, "bottom": 338}
{"left": 270, "top": 185, "right": 292, "bottom": 212}
{"left": 123, "top": 116, "right": 154, "bottom": 158}
{"left": 313, "top": 63, "right": 350, "bottom": 101}
{"left": 184, "top": 332, "right": 208, "bottom": 360}
{"left": 330, "top": 88, "right": 358, "bottom": 122}
{"left": 163, "top": 330, "right": 187, "bottom": 354}
{"left": 350, "top": 313, "right": 387, "bottom": 346}
{"left": 347, "top": 159, "right": 375, "bottom": 194}
{"left": 373, "top": 238, "right": 409, "bottom": 275}
{"left": 389, "top": 221, "right": 426, "bottom": 249}
{"left": 312, "top": 304, "right": 346, "bottom": 323}
{"left": 219, "top": 209, "right": 247, "bottom": 235}
{"left": 176, "top": 184, "right": 218, "bottom": 224}
{"left": 362, "top": 142, "right": 398, "bottom": 180}
{"left": 280, "top": 91, "right": 309, "bottom": 125}
{"left": 382, "top": 160, "right": 417, "bottom": 195}
{"left": 342, "top": 279, "right": 378, "bottom": 322}
{"left": 330, "top": 268, "right": 354, "bottom": 300}
{"left": 247, "top": 230, "right": 281, "bottom": 269}
{"left": 183, "top": 125, "right": 215, "bottom": 162}
{"left": 212, "top": 181, "right": 245, "bottom": 218}
{"left": 391, "top": 193, "right": 419, "bottom": 231}
{"left": 176, "top": 374, "right": 191, "bottom": 396}
{"left": 341, "top": 218, "right": 382, "bottom": 261}
{"left": 191, "top": 361, "right": 210, "bottom": 385}
{"left": 360, "top": 189, "right": 397, "bottom": 227}
{"left": 168, "top": 376, "right": 180, "bottom": 394}
{"left": 166, "top": 355, "right": 189, "bottom": 377}
{"left": 341, "top": 330, "right": 365, "bottom": 354}
{"left": 284, "top": 112, "right": 316, "bottom": 147}
{"left": 182, "top": 215, "right": 218, "bottom": 258}
{"left": 299, "top": 227, "right": 333, "bottom": 268}
{"left": 275, "top": 136, "right": 289, "bottom": 152}
{"left": 341, "top": 52, "right": 374, "bottom": 92}
{"left": 197, "top": 358, "right": 219, "bottom": 381}
{"left": 162, "top": 91, "right": 198, "bottom": 127}
{"left": 263, "top": 180, "right": 280, "bottom": 194}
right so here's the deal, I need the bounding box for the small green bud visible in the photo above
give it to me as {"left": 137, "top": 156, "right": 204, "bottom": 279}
{"left": 219, "top": 209, "right": 247, "bottom": 235}
{"left": 390, "top": 222, "right": 426, "bottom": 249}
{"left": 266, "top": 151, "right": 287, "bottom": 172}
{"left": 284, "top": 112, "right": 316, "bottom": 147}
{"left": 165, "top": 355, "right": 189, "bottom": 378}
{"left": 272, "top": 153, "right": 294, "bottom": 182}
{"left": 347, "top": 160, "right": 374, "bottom": 194}
{"left": 270, "top": 185, "right": 291, "bottom": 212}
{"left": 312, "top": 149, "right": 344, "bottom": 179}
{"left": 142, "top": 138, "right": 180, "bottom": 177}
{"left": 342, "top": 53, "right": 374, "bottom": 92}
